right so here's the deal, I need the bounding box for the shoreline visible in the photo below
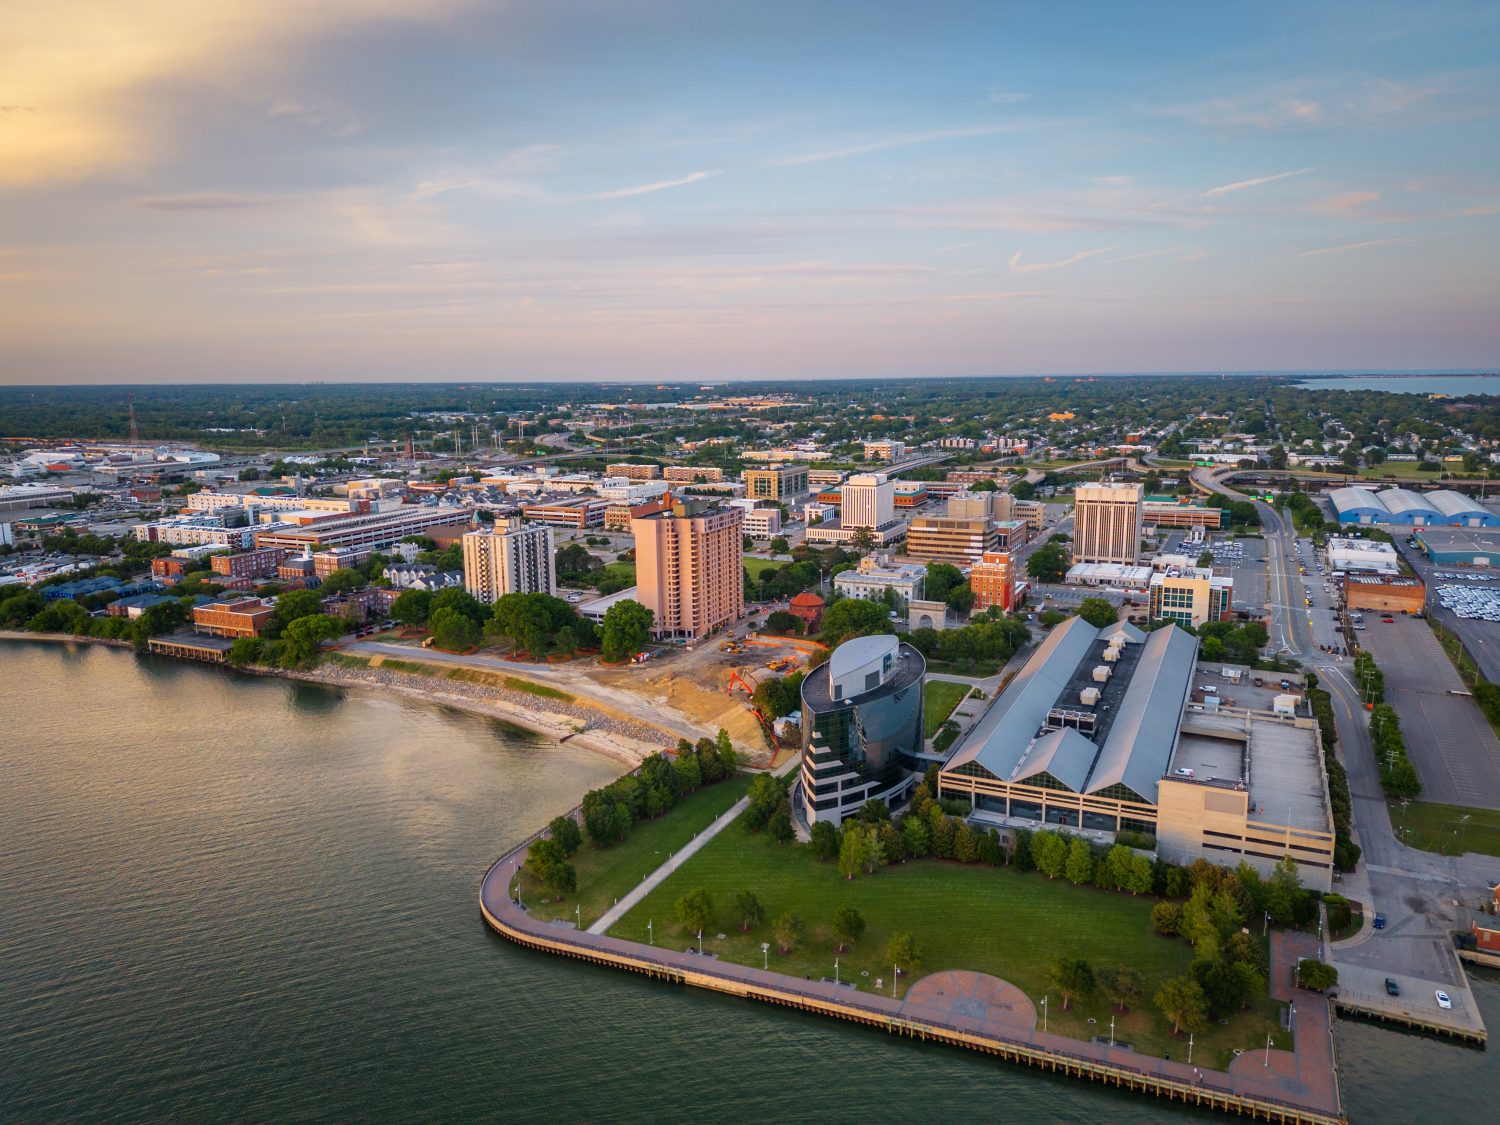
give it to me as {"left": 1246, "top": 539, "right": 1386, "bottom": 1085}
{"left": 0, "top": 631, "right": 657, "bottom": 770}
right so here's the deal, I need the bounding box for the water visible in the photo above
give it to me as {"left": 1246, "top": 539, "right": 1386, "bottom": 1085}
{"left": 1, "top": 641, "right": 1493, "bottom": 1122}
{"left": 1294, "top": 375, "right": 1500, "bottom": 396}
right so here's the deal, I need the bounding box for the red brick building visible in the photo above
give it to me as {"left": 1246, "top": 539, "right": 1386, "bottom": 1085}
{"left": 211, "top": 547, "right": 287, "bottom": 580}
{"left": 151, "top": 556, "right": 190, "bottom": 584}
{"left": 786, "top": 591, "right": 825, "bottom": 631}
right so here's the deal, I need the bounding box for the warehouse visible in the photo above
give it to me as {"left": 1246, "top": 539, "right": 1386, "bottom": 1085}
{"left": 1427, "top": 490, "right": 1500, "bottom": 527}
{"left": 1328, "top": 486, "right": 1389, "bottom": 525}
{"left": 1376, "top": 488, "right": 1442, "bottom": 526}
{"left": 1414, "top": 527, "right": 1500, "bottom": 567}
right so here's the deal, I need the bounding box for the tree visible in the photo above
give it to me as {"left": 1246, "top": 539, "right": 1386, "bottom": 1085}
{"left": 1102, "top": 964, "right": 1145, "bottom": 1012}
{"left": 901, "top": 814, "right": 931, "bottom": 857}
{"left": 1048, "top": 957, "right": 1095, "bottom": 1010}
{"left": 733, "top": 891, "right": 766, "bottom": 932}
{"left": 278, "top": 613, "right": 344, "bottom": 667}
{"left": 675, "top": 888, "right": 715, "bottom": 937}
{"left": 1032, "top": 830, "right": 1067, "bottom": 879}
{"left": 547, "top": 815, "right": 582, "bottom": 856}
{"left": 601, "top": 598, "right": 654, "bottom": 661}
{"left": 769, "top": 536, "right": 790, "bottom": 555}
{"left": 228, "top": 636, "right": 266, "bottom": 667}
{"left": 319, "top": 567, "right": 365, "bottom": 596}
{"left": 390, "top": 589, "right": 431, "bottom": 625}
{"left": 832, "top": 905, "right": 866, "bottom": 952}
{"left": 946, "top": 584, "right": 975, "bottom": 615}
{"left": 771, "top": 911, "right": 804, "bottom": 954}
{"left": 1064, "top": 837, "right": 1095, "bottom": 885}
{"left": 1027, "top": 541, "right": 1068, "bottom": 584}
{"left": 1151, "top": 901, "right": 1182, "bottom": 936}
{"left": 429, "top": 606, "right": 480, "bottom": 651}
{"left": 430, "top": 587, "right": 486, "bottom": 628}
{"left": 1076, "top": 596, "right": 1117, "bottom": 628}
{"left": 1155, "top": 975, "right": 1209, "bottom": 1035}
{"left": 269, "top": 588, "right": 324, "bottom": 637}
{"left": 924, "top": 562, "right": 966, "bottom": 604}
{"left": 810, "top": 819, "right": 840, "bottom": 860}
{"left": 541, "top": 858, "right": 576, "bottom": 901}
{"left": 767, "top": 805, "right": 795, "bottom": 844}
{"left": 838, "top": 825, "right": 872, "bottom": 879}
{"left": 765, "top": 609, "right": 803, "bottom": 635}
{"left": 1297, "top": 960, "right": 1338, "bottom": 992}
{"left": 820, "top": 597, "right": 894, "bottom": 647}
{"left": 1265, "top": 855, "right": 1303, "bottom": 925}
{"left": 887, "top": 932, "right": 922, "bottom": 977}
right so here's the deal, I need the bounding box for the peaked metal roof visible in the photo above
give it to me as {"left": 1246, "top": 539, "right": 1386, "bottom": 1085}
{"left": 943, "top": 614, "right": 1098, "bottom": 776}
{"left": 1427, "top": 489, "right": 1487, "bottom": 519}
{"left": 1012, "top": 727, "right": 1098, "bottom": 792}
{"left": 1085, "top": 625, "right": 1198, "bottom": 800}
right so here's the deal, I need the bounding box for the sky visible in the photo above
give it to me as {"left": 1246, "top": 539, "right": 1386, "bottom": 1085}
{"left": 1, "top": 0, "right": 1498, "bottom": 384}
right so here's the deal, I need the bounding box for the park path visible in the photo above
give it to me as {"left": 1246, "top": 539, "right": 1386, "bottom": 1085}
{"left": 587, "top": 752, "right": 802, "bottom": 936}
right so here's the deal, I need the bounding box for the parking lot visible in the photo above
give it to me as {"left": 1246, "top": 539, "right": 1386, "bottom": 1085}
{"left": 1392, "top": 539, "right": 1500, "bottom": 685}
{"left": 1353, "top": 614, "right": 1500, "bottom": 809}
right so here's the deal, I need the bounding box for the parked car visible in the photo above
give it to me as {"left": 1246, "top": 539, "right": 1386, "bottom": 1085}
{"left": 1436, "top": 990, "right": 1453, "bottom": 1010}
{"left": 1373, "top": 913, "right": 1386, "bottom": 929}
{"left": 1385, "top": 978, "right": 1400, "bottom": 996}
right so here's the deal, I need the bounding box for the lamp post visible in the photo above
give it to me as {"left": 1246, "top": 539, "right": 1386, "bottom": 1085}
{"left": 1187, "top": 1032, "right": 1194, "bottom": 1066}
{"left": 1041, "top": 995, "right": 1048, "bottom": 1033}
{"left": 761, "top": 942, "right": 769, "bottom": 970}
{"left": 647, "top": 919, "right": 653, "bottom": 946}
{"left": 697, "top": 928, "right": 703, "bottom": 954}
{"left": 575, "top": 904, "right": 581, "bottom": 929}
{"left": 834, "top": 957, "right": 840, "bottom": 987}
{"left": 1109, "top": 1014, "right": 1115, "bottom": 1048}
{"left": 1264, "top": 1032, "right": 1273, "bottom": 1068}
{"left": 892, "top": 964, "right": 899, "bottom": 998}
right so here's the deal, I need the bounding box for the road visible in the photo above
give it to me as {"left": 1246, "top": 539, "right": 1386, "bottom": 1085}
{"left": 1192, "top": 466, "right": 1495, "bottom": 1031}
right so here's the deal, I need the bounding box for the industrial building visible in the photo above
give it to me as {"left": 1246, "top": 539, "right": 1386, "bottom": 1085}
{"left": 1414, "top": 526, "right": 1500, "bottom": 567}
{"left": 939, "top": 617, "right": 1334, "bottom": 890}
{"left": 1344, "top": 575, "right": 1425, "bottom": 615}
{"left": 1325, "top": 537, "right": 1399, "bottom": 575}
{"left": 799, "top": 635, "right": 926, "bottom": 825}
{"left": 1329, "top": 486, "right": 1500, "bottom": 527}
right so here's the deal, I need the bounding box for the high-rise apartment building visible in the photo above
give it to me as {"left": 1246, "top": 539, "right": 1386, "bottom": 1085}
{"left": 462, "top": 518, "right": 556, "bottom": 604}
{"left": 841, "top": 473, "right": 895, "bottom": 530}
{"left": 631, "top": 498, "right": 744, "bottom": 640}
{"left": 1072, "top": 482, "right": 1144, "bottom": 565}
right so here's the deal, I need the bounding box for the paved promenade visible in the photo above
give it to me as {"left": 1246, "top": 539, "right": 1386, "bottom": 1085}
{"left": 481, "top": 835, "right": 1344, "bottom": 1123}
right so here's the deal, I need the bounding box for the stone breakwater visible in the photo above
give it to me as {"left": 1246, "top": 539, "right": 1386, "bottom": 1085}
{"left": 309, "top": 662, "right": 680, "bottom": 760}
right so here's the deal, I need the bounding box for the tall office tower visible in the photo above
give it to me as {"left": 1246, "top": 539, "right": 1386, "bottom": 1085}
{"left": 1072, "top": 481, "right": 1144, "bottom": 565}
{"left": 841, "top": 473, "right": 896, "bottom": 530}
{"left": 462, "top": 518, "right": 556, "bottom": 603}
{"left": 631, "top": 498, "right": 745, "bottom": 640}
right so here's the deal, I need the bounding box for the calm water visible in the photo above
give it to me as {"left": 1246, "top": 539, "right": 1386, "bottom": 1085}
{"left": 2, "top": 642, "right": 1494, "bottom": 1122}
{"left": 1295, "top": 375, "right": 1500, "bottom": 396}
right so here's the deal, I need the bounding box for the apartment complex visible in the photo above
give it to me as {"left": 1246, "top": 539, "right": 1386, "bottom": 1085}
{"left": 210, "top": 547, "right": 287, "bottom": 580}
{"left": 631, "top": 498, "right": 745, "bottom": 640}
{"left": 519, "top": 497, "right": 608, "bottom": 529}
{"left": 743, "top": 464, "right": 809, "bottom": 501}
{"left": 663, "top": 465, "right": 724, "bottom": 484}
{"left": 1072, "top": 482, "right": 1143, "bottom": 565}
{"left": 862, "top": 439, "right": 906, "bottom": 461}
{"left": 606, "top": 463, "right": 661, "bottom": 481}
{"left": 970, "top": 551, "right": 1018, "bottom": 612}
{"left": 904, "top": 516, "right": 998, "bottom": 565}
{"left": 251, "top": 506, "right": 466, "bottom": 552}
{"left": 462, "top": 518, "right": 557, "bottom": 603}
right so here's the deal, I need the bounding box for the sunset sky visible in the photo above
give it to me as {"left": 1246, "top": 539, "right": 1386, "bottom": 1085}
{"left": 2, "top": 1, "right": 1497, "bottom": 383}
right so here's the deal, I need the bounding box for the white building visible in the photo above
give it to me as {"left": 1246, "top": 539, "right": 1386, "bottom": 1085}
{"left": 834, "top": 556, "right": 926, "bottom": 609}
{"left": 742, "top": 507, "right": 782, "bottom": 540}
{"left": 1072, "top": 481, "right": 1144, "bottom": 565}
{"left": 841, "top": 473, "right": 895, "bottom": 530}
{"left": 462, "top": 518, "right": 557, "bottom": 603}
{"left": 1326, "top": 537, "right": 1399, "bottom": 575}
{"left": 862, "top": 439, "right": 906, "bottom": 462}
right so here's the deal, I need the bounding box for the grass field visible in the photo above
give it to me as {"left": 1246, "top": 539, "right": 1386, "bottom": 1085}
{"left": 1395, "top": 799, "right": 1500, "bottom": 857}
{"left": 603, "top": 561, "right": 636, "bottom": 583}
{"left": 607, "top": 818, "right": 1287, "bottom": 1066}
{"left": 521, "top": 774, "right": 752, "bottom": 928}
{"left": 743, "top": 556, "right": 784, "bottom": 580}
{"left": 923, "top": 680, "right": 970, "bottom": 737}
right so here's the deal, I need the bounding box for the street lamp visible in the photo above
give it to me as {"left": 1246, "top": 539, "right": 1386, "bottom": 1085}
{"left": 892, "top": 964, "right": 900, "bottom": 998}
{"left": 761, "top": 942, "right": 769, "bottom": 969}
{"left": 1109, "top": 1014, "right": 1115, "bottom": 1048}
{"left": 647, "top": 919, "right": 653, "bottom": 946}
{"left": 1187, "top": 1032, "right": 1194, "bottom": 1066}
{"left": 1040, "top": 995, "right": 1048, "bottom": 1033}
{"left": 1263, "top": 1032, "right": 1273, "bottom": 1068}
{"left": 834, "top": 957, "right": 840, "bottom": 987}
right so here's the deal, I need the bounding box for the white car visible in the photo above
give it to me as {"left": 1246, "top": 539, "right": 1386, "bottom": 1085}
{"left": 1173, "top": 767, "right": 1195, "bottom": 778}
{"left": 1435, "top": 990, "right": 1453, "bottom": 1010}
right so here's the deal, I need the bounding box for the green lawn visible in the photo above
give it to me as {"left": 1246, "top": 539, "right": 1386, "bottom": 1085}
{"left": 743, "top": 556, "right": 784, "bottom": 580}
{"left": 603, "top": 561, "right": 636, "bottom": 583}
{"left": 607, "top": 819, "right": 1287, "bottom": 1067}
{"left": 923, "top": 680, "right": 970, "bottom": 737}
{"left": 521, "top": 774, "right": 752, "bottom": 928}
{"left": 1395, "top": 800, "right": 1500, "bottom": 857}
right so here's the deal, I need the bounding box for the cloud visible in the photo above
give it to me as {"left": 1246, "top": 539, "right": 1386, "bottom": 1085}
{"left": 945, "top": 290, "right": 1043, "bottom": 302}
{"left": 1008, "top": 248, "right": 1112, "bottom": 273}
{"left": 1300, "top": 238, "right": 1403, "bottom": 257}
{"left": 770, "top": 123, "right": 1038, "bottom": 166}
{"left": 0, "top": 1, "right": 462, "bottom": 186}
{"left": 982, "top": 89, "right": 1029, "bottom": 106}
{"left": 1203, "top": 168, "right": 1312, "bottom": 197}
{"left": 573, "top": 170, "right": 720, "bottom": 202}
{"left": 132, "top": 193, "right": 276, "bottom": 211}
{"left": 1307, "top": 191, "right": 1380, "bottom": 216}
{"left": 267, "top": 98, "right": 361, "bottom": 137}
{"left": 1090, "top": 175, "right": 1134, "bottom": 187}
{"left": 1100, "top": 245, "right": 1196, "bottom": 265}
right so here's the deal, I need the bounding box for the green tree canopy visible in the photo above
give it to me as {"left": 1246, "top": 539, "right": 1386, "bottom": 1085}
{"left": 391, "top": 588, "right": 432, "bottom": 625}
{"left": 600, "top": 598, "right": 654, "bottom": 661}
{"left": 820, "top": 597, "right": 894, "bottom": 647}
{"left": 832, "top": 905, "right": 866, "bottom": 952}
{"left": 1076, "top": 596, "right": 1117, "bottom": 628}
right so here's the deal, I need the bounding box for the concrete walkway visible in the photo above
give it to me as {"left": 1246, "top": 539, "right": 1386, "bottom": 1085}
{"left": 588, "top": 752, "right": 802, "bottom": 935}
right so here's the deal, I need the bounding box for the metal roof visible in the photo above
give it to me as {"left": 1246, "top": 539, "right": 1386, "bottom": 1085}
{"left": 1328, "top": 486, "right": 1386, "bottom": 516}
{"left": 1085, "top": 625, "right": 1198, "bottom": 800}
{"left": 1012, "top": 727, "right": 1098, "bottom": 792}
{"left": 1427, "top": 489, "right": 1488, "bottom": 519}
{"left": 943, "top": 614, "right": 1098, "bottom": 776}
{"left": 1376, "top": 488, "right": 1439, "bottom": 518}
